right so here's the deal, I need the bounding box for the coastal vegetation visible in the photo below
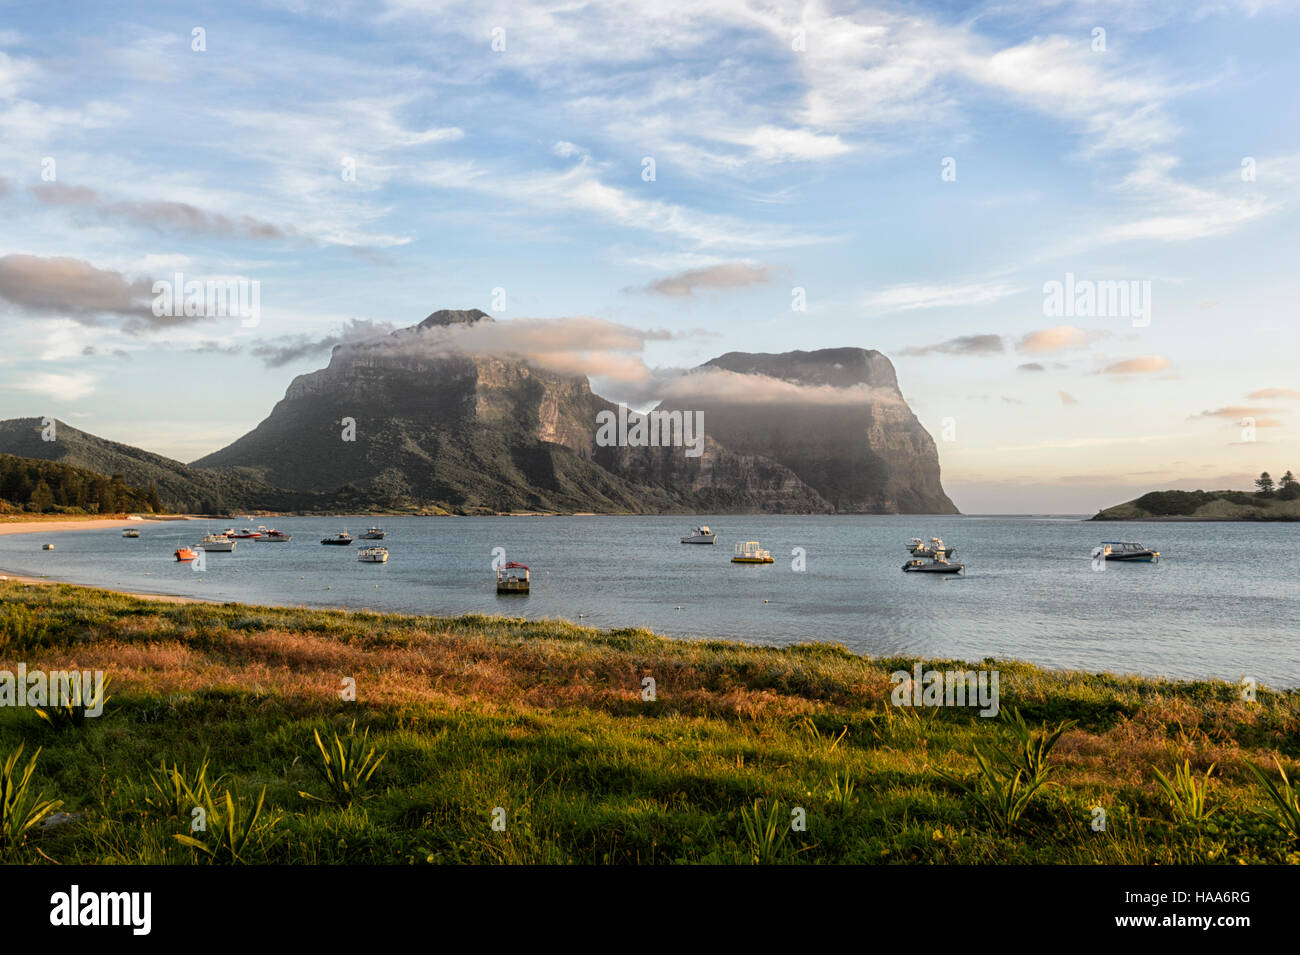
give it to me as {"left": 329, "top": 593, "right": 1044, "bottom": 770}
{"left": 1094, "top": 475, "right": 1300, "bottom": 521}
{"left": 1, "top": 581, "right": 1297, "bottom": 864}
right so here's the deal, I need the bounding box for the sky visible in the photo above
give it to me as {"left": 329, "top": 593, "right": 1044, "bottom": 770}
{"left": 1, "top": 0, "right": 1297, "bottom": 513}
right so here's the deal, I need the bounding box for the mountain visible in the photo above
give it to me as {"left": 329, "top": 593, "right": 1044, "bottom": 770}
{"left": 0, "top": 418, "right": 311, "bottom": 512}
{"left": 4, "top": 309, "right": 958, "bottom": 515}
{"left": 191, "top": 310, "right": 829, "bottom": 513}
{"left": 656, "top": 348, "right": 958, "bottom": 514}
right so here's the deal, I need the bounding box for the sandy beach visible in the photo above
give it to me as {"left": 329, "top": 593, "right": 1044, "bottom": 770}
{"left": 0, "top": 516, "right": 183, "bottom": 536}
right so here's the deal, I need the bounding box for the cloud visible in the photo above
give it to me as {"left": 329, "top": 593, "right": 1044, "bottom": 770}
{"left": 864, "top": 281, "right": 1024, "bottom": 314}
{"left": 1096, "top": 355, "right": 1171, "bottom": 375}
{"left": 0, "top": 254, "right": 154, "bottom": 323}
{"left": 639, "top": 263, "right": 778, "bottom": 297}
{"left": 11, "top": 371, "right": 97, "bottom": 400}
{"left": 30, "top": 183, "right": 288, "bottom": 241}
{"left": 1017, "top": 325, "right": 1098, "bottom": 354}
{"left": 657, "top": 366, "right": 906, "bottom": 407}
{"left": 249, "top": 319, "right": 397, "bottom": 367}
{"left": 1017, "top": 361, "right": 1069, "bottom": 372}
{"left": 901, "top": 334, "right": 1004, "bottom": 357}
{"left": 1059, "top": 390, "right": 1078, "bottom": 404}
{"left": 0, "top": 177, "right": 10, "bottom": 198}
{"left": 1247, "top": 387, "right": 1300, "bottom": 399}
{"left": 1195, "top": 405, "right": 1283, "bottom": 427}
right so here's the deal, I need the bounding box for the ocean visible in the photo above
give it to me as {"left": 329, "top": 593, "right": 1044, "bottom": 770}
{"left": 3, "top": 514, "right": 1297, "bottom": 687}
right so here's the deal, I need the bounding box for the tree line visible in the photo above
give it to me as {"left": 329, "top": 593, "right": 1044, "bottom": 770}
{"left": 0, "top": 454, "right": 161, "bottom": 514}
{"left": 1254, "top": 470, "right": 1299, "bottom": 499}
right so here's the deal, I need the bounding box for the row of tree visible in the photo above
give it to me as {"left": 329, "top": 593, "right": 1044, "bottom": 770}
{"left": 1253, "top": 471, "right": 1299, "bottom": 499}
{"left": 0, "top": 454, "right": 161, "bottom": 514}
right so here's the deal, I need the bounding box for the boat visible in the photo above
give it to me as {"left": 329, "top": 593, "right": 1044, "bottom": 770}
{"left": 122, "top": 529, "right": 140, "bottom": 538}
{"left": 199, "top": 533, "right": 235, "bottom": 552}
{"left": 174, "top": 546, "right": 198, "bottom": 562}
{"left": 321, "top": 531, "right": 353, "bottom": 545}
{"left": 907, "top": 536, "right": 955, "bottom": 558}
{"left": 357, "top": 545, "right": 389, "bottom": 563}
{"left": 229, "top": 528, "right": 262, "bottom": 539}
{"left": 257, "top": 529, "right": 292, "bottom": 542}
{"left": 41, "top": 543, "right": 54, "bottom": 550}
{"left": 732, "top": 541, "right": 774, "bottom": 564}
{"left": 360, "top": 526, "right": 386, "bottom": 540}
{"left": 903, "top": 555, "right": 964, "bottom": 574}
{"left": 1100, "top": 541, "right": 1160, "bottom": 563}
{"left": 496, "top": 561, "right": 530, "bottom": 594}
{"left": 681, "top": 525, "right": 716, "bottom": 544}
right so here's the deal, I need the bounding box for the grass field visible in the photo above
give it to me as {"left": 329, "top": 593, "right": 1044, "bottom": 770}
{"left": 1, "top": 580, "right": 1298, "bottom": 865}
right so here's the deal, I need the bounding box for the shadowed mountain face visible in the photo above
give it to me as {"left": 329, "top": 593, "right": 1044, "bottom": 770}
{"left": 657, "top": 349, "right": 958, "bottom": 514}
{"left": 5, "top": 310, "right": 957, "bottom": 515}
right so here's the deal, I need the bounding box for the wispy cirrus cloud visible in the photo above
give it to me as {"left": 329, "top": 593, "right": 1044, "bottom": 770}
{"left": 901, "top": 334, "right": 1004, "bottom": 357}
{"left": 637, "top": 263, "right": 778, "bottom": 297}
{"left": 864, "top": 281, "right": 1024, "bottom": 314}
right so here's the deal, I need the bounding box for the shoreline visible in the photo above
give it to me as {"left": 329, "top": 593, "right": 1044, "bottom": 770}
{"left": 0, "top": 516, "right": 179, "bottom": 536}
{"left": 0, "top": 570, "right": 211, "bottom": 604}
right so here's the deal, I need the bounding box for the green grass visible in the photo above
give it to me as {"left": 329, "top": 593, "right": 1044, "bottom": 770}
{"left": 1, "top": 580, "right": 1298, "bottom": 864}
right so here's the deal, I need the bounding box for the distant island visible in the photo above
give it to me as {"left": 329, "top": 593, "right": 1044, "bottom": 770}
{"left": 1093, "top": 472, "right": 1300, "bottom": 520}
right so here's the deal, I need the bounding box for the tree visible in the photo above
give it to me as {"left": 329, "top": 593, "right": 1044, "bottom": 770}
{"left": 1281, "top": 470, "right": 1297, "bottom": 487}
{"left": 30, "top": 479, "right": 55, "bottom": 512}
{"left": 1254, "top": 471, "right": 1275, "bottom": 496}
{"left": 147, "top": 482, "right": 163, "bottom": 513}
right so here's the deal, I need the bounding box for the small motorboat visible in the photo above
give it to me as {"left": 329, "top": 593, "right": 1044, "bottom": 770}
{"left": 258, "top": 529, "right": 292, "bottom": 542}
{"left": 41, "top": 543, "right": 54, "bottom": 550}
{"left": 175, "top": 546, "right": 198, "bottom": 562}
{"left": 907, "top": 536, "right": 955, "bottom": 558}
{"left": 122, "top": 528, "right": 140, "bottom": 538}
{"left": 497, "top": 561, "right": 530, "bottom": 594}
{"left": 732, "top": 541, "right": 774, "bottom": 564}
{"left": 229, "top": 527, "right": 262, "bottom": 539}
{"left": 321, "top": 531, "right": 353, "bottom": 546}
{"left": 357, "top": 545, "right": 389, "bottom": 563}
{"left": 1100, "top": 541, "right": 1160, "bottom": 562}
{"left": 199, "top": 533, "right": 235, "bottom": 552}
{"left": 360, "top": 526, "right": 386, "bottom": 540}
{"left": 681, "top": 525, "right": 716, "bottom": 544}
{"left": 903, "top": 555, "right": 964, "bottom": 574}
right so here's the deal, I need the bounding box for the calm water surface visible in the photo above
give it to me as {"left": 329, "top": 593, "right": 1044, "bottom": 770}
{"left": 3, "top": 515, "right": 1296, "bottom": 687}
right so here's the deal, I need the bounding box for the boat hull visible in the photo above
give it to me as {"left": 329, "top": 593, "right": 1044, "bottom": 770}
{"left": 903, "top": 562, "right": 964, "bottom": 574}
{"left": 731, "top": 557, "right": 774, "bottom": 564}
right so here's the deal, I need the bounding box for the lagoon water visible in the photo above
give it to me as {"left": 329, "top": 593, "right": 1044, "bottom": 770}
{"left": 2, "top": 515, "right": 1297, "bottom": 687}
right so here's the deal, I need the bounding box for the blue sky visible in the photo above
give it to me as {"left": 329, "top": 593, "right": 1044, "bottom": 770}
{"left": 1, "top": 0, "right": 1298, "bottom": 512}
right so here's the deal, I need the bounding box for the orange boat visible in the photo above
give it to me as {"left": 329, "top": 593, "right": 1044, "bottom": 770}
{"left": 175, "top": 546, "right": 198, "bottom": 562}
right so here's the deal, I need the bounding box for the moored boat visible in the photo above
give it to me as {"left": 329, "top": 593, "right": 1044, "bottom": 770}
{"left": 258, "top": 529, "right": 292, "bottom": 542}
{"left": 321, "top": 531, "right": 353, "bottom": 545}
{"left": 357, "top": 545, "right": 389, "bottom": 563}
{"left": 200, "top": 533, "right": 235, "bottom": 552}
{"left": 903, "top": 555, "right": 964, "bottom": 574}
{"left": 230, "top": 528, "right": 262, "bottom": 539}
{"left": 1100, "top": 541, "right": 1160, "bottom": 562}
{"left": 175, "top": 546, "right": 198, "bottom": 562}
{"left": 681, "top": 525, "right": 716, "bottom": 544}
{"left": 907, "top": 536, "right": 955, "bottom": 558}
{"left": 496, "top": 561, "right": 530, "bottom": 594}
{"left": 360, "top": 526, "right": 386, "bottom": 540}
{"left": 122, "top": 529, "right": 140, "bottom": 538}
{"left": 732, "top": 541, "right": 774, "bottom": 564}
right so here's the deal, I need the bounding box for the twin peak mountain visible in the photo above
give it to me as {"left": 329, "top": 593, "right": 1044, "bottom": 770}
{"left": 192, "top": 308, "right": 957, "bottom": 514}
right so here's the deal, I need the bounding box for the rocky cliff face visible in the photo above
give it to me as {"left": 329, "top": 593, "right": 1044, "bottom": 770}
{"left": 657, "top": 348, "right": 957, "bottom": 514}
{"left": 192, "top": 311, "right": 956, "bottom": 514}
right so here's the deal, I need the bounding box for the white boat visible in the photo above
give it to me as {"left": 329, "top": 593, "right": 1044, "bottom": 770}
{"left": 200, "top": 533, "right": 235, "bottom": 552}
{"left": 122, "top": 529, "right": 140, "bottom": 538}
{"left": 257, "top": 529, "right": 292, "bottom": 542}
{"left": 732, "top": 541, "right": 774, "bottom": 564}
{"left": 907, "top": 537, "right": 955, "bottom": 558}
{"left": 497, "top": 561, "right": 530, "bottom": 594}
{"left": 357, "top": 546, "right": 389, "bottom": 563}
{"left": 1100, "top": 541, "right": 1160, "bottom": 563}
{"left": 681, "top": 525, "right": 716, "bottom": 544}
